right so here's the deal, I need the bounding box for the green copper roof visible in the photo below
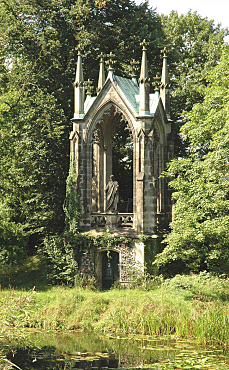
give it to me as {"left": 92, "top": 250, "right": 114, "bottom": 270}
{"left": 112, "top": 75, "right": 139, "bottom": 116}
{"left": 83, "top": 74, "right": 160, "bottom": 117}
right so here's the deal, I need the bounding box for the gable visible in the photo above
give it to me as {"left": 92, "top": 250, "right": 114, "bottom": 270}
{"left": 83, "top": 76, "right": 139, "bottom": 122}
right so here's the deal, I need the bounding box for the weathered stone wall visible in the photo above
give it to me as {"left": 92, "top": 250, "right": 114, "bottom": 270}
{"left": 80, "top": 239, "right": 144, "bottom": 288}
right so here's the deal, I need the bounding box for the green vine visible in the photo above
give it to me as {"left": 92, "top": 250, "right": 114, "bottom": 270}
{"left": 42, "top": 158, "right": 160, "bottom": 284}
{"left": 71, "top": 231, "right": 133, "bottom": 265}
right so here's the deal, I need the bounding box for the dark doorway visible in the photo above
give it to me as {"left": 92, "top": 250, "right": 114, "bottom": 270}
{"left": 102, "top": 251, "right": 119, "bottom": 290}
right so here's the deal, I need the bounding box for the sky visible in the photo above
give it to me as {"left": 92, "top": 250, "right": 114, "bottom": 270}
{"left": 135, "top": 0, "right": 229, "bottom": 43}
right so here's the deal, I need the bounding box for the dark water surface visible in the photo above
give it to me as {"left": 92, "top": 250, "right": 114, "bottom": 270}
{"left": 2, "top": 331, "right": 229, "bottom": 370}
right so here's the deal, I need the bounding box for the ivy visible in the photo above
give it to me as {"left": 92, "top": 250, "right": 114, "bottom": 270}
{"left": 41, "top": 157, "right": 160, "bottom": 284}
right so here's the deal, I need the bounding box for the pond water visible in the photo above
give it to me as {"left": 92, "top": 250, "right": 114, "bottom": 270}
{"left": 2, "top": 331, "right": 229, "bottom": 370}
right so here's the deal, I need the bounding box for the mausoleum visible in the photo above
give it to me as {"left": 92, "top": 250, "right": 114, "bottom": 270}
{"left": 69, "top": 41, "right": 173, "bottom": 288}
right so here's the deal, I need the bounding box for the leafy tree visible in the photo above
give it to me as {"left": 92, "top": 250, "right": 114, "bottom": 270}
{"left": 0, "top": 0, "right": 162, "bottom": 257}
{"left": 0, "top": 201, "right": 28, "bottom": 264}
{"left": 41, "top": 159, "right": 80, "bottom": 285}
{"left": 154, "top": 46, "right": 229, "bottom": 275}
{"left": 71, "top": 0, "right": 163, "bottom": 82}
{"left": 160, "top": 11, "right": 228, "bottom": 156}
{"left": 0, "top": 0, "right": 227, "bottom": 263}
{"left": 0, "top": 0, "right": 162, "bottom": 103}
{"left": 0, "top": 61, "right": 67, "bottom": 255}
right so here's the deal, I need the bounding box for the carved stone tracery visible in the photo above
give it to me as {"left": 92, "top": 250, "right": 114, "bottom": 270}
{"left": 91, "top": 122, "right": 104, "bottom": 148}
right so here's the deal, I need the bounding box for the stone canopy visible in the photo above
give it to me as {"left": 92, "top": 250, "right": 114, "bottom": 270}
{"left": 69, "top": 42, "right": 173, "bottom": 237}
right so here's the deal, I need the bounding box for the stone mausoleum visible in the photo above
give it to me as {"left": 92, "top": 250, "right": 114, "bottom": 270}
{"left": 69, "top": 41, "right": 173, "bottom": 289}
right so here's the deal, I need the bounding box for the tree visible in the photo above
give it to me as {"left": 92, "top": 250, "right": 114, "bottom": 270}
{"left": 0, "top": 1, "right": 227, "bottom": 261}
{"left": 160, "top": 11, "right": 227, "bottom": 156}
{"left": 41, "top": 159, "right": 80, "bottom": 285}
{"left": 0, "top": 82, "right": 67, "bottom": 254}
{"left": 154, "top": 45, "right": 229, "bottom": 275}
{"left": 0, "top": 0, "right": 162, "bottom": 256}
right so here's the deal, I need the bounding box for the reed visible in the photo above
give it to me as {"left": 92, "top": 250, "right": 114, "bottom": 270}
{"left": 1, "top": 273, "right": 229, "bottom": 346}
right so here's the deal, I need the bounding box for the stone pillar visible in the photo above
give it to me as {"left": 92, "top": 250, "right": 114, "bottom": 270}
{"left": 143, "top": 134, "right": 156, "bottom": 234}
{"left": 135, "top": 118, "right": 157, "bottom": 234}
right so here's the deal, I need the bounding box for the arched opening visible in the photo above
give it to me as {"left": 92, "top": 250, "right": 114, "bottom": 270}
{"left": 112, "top": 119, "right": 133, "bottom": 213}
{"left": 101, "top": 250, "right": 119, "bottom": 290}
{"left": 90, "top": 105, "right": 134, "bottom": 217}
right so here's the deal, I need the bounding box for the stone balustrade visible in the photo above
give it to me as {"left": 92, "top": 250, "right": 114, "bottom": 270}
{"left": 91, "top": 213, "right": 133, "bottom": 228}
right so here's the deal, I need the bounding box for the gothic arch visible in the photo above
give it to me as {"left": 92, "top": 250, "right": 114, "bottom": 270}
{"left": 152, "top": 117, "right": 166, "bottom": 144}
{"left": 83, "top": 100, "right": 136, "bottom": 214}
{"left": 86, "top": 100, "right": 136, "bottom": 145}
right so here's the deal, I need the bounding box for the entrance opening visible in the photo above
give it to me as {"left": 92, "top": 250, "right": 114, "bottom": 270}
{"left": 112, "top": 120, "right": 133, "bottom": 213}
{"left": 102, "top": 251, "right": 119, "bottom": 290}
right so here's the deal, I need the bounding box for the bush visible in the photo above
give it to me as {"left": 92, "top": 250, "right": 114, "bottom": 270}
{"left": 41, "top": 235, "right": 78, "bottom": 285}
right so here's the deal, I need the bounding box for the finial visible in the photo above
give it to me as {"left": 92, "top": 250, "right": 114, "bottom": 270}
{"left": 140, "top": 39, "right": 148, "bottom": 51}
{"left": 161, "top": 46, "right": 168, "bottom": 58}
{"left": 130, "top": 59, "right": 139, "bottom": 78}
{"left": 106, "top": 52, "right": 116, "bottom": 71}
{"left": 152, "top": 74, "right": 161, "bottom": 92}
{"left": 75, "top": 44, "right": 83, "bottom": 56}
{"left": 84, "top": 79, "right": 93, "bottom": 95}
{"left": 99, "top": 52, "right": 105, "bottom": 62}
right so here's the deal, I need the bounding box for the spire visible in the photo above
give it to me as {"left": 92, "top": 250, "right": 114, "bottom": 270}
{"left": 160, "top": 47, "right": 170, "bottom": 118}
{"left": 73, "top": 46, "right": 85, "bottom": 119}
{"left": 139, "top": 39, "right": 150, "bottom": 115}
{"left": 97, "top": 52, "right": 105, "bottom": 94}
{"left": 106, "top": 52, "right": 116, "bottom": 81}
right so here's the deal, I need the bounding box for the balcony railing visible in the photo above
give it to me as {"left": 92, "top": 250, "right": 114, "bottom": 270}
{"left": 91, "top": 213, "right": 133, "bottom": 228}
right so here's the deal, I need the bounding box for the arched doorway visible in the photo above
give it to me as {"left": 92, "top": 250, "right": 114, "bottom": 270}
{"left": 102, "top": 250, "right": 119, "bottom": 290}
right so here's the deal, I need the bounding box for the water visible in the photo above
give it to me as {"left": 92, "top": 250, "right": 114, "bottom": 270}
{"left": 2, "top": 331, "right": 229, "bottom": 370}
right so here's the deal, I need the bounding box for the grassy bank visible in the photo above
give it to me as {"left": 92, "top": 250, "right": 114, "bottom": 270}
{"left": 1, "top": 272, "right": 229, "bottom": 346}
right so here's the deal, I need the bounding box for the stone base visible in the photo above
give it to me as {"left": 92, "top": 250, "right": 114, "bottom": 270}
{"left": 105, "top": 212, "right": 118, "bottom": 232}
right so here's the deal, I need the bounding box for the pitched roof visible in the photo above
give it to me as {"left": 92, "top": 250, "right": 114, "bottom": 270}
{"left": 112, "top": 75, "right": 139, "bottom": 116}
{"left": 84, "top": 74, "right": 160, "bottom": 117}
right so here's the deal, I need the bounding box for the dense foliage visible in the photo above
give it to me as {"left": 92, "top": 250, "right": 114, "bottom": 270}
{"left": 160, "top": 11, "right": 227, "bottom": 156}
{"left": 0, "top": 0, "right": 227, "bottom": 275}
{"left": 155, "top": 46, "right": 229, "bottom": 275}
{"left": 0, "top": 0, "right": 161, "bottom": 260}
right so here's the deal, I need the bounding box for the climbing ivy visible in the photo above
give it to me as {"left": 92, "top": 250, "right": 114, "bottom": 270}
{"left": 42, "top": 159, "right": 159, "bottom": 285}
{"left": 41, "top": 159, "right": 81, "bottom": 284}
{"left": 63, "top": 158, "right": 81, "bottom": 238}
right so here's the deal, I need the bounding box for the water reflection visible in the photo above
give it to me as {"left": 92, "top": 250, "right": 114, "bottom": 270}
{"left": 3, "top": 331, "right": 229, "bottom": 370}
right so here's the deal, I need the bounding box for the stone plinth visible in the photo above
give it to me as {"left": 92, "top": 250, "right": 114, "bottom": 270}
{"left": 105, "top": 212, "right": 118, "bottom": 232}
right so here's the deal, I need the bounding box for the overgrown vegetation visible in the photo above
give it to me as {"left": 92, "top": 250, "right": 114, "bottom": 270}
{"left": 1, "top": 273, "right": 229, "bottom": 347}
{"left": 0, "top": 0, "right": 229, "bottom": 306}
{"left": 0, "top": 0, "right": 227, "bottom": 269}
{"left": 155, "top": 45, "right": 229, "bottom": 275}
{"left": 0, "top": 0, "right": 161, "bottom": 259}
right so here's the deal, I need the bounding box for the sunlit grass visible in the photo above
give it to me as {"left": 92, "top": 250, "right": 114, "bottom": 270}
{"left": 1, "top": 273, "right": 229, "bottom": 347}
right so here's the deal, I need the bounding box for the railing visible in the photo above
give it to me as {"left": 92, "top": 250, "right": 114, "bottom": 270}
{"left": 91, "top": 213, "right": 134, "bottom": 228}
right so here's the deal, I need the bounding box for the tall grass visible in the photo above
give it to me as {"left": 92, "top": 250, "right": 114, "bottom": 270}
{"left": 1, "top": 272, "right": 229, "bottom": 347}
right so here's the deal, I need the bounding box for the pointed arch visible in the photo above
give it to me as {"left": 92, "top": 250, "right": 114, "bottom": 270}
{"left": 86, "top": 100, "right": 136, "bottom": 145}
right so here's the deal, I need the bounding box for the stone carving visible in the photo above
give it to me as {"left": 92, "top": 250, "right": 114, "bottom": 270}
{"left": 105, "top": 175, "right": 119, "bottom": 212}
{"left": 91, "top": 122, "right": 104, "bottom": 147}
{"left": 92, "top": 127, "right": 100, "bottom": 144}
